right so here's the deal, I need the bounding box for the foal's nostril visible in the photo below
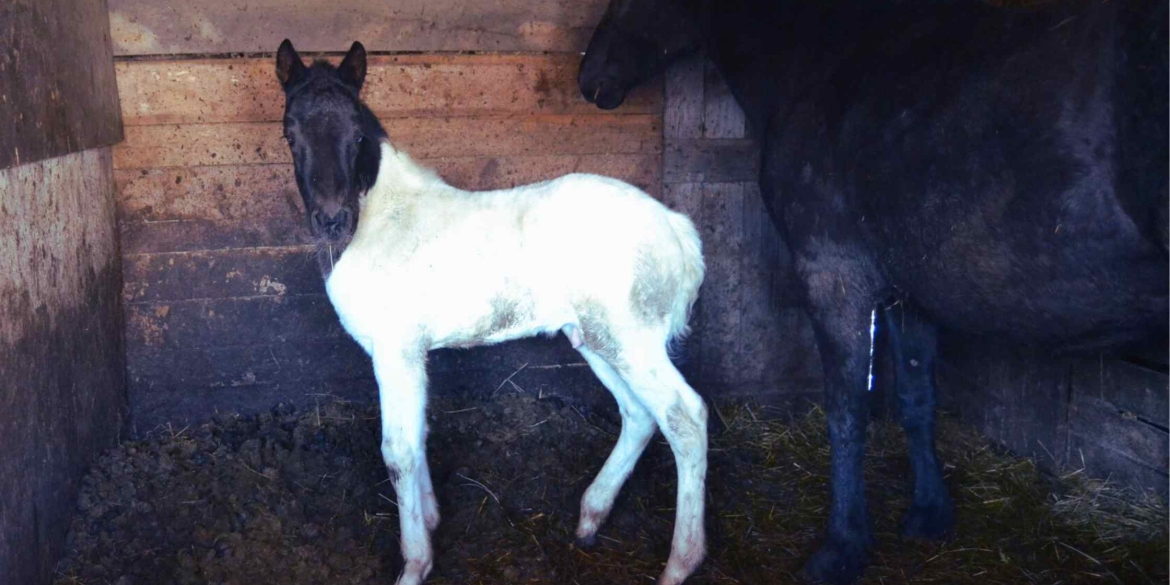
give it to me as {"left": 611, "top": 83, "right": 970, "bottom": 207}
{"left": 315, "top": 207, "right": 352, "bottom": 240}
{"left": 310, "top": 209, "right": 326, "bottom": 233}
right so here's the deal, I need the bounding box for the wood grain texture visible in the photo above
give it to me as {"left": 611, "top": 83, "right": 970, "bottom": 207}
{"left": 0, "top": 148, "right": 126, "bottom": 585}
{"left": 1068, "top": 394, "right": 1169, "bottom": 487}
{"left": 107, "top": 0, "right": 610, "bottom": 55}
{"left": 116, "top": 155, "right": 660, "bottom": 222}
{"left": 697, "top": 183, "right": 747, "bottom": 383}
{"left": 116, "top": 55, "right": 660, "bottom": 126}
{"left": 115, "top": 50, "right": 666, "bottom": 427}
{"left": 122, "top": 247, "right": 323, "bottom": 304}
{"left": 1, "top": 0, "right": 122, "bottom": 170}
{"left": 125, "top": 295, "right": 346, "bottom": 350}
{"left": 938, "top": 341, "right": 1170, "bottom": 494}
{"left": 665, "top": 138, "right": 759, "bottom": 184}
{"left": 664, "top": 56, "right": 705, "bottom": 140}
{"left": 127, "top": 338, "right": 606, "bottom": 431}
{"left": 659, "top": 55, "right": 820, "bottom": 400}
{"left": 121, "top": 217, "right": 309, "bottom": 255}
{"left": 702, "top": 60, "right": 746, "bottom": 139}
{"left": 114, "top": 115, "right": 661, "bottom": 168}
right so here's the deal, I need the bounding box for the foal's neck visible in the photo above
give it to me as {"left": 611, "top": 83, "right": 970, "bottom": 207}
{"left": 369, "top": 141, "right": 445, "bottom": 199}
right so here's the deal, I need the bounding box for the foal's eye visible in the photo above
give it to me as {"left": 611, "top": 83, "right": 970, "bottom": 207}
{"left": 356, "top": 135, "right": 364, "bottom": 144}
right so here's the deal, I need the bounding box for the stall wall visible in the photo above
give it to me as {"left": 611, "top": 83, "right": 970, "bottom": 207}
{"left": 108, "top": 0, "right": 819, "bottom": 431}
{"left": 0, "top": 2, "right": 126, "bottom": 583}
{"left": 114, "top": 53, "right": 663, "bottom": 429}
{"left": 660, "top": 55, "right": 823, "bottom": 402}
{"left": 940, "top": 342, "right": 1169, "bottom": 494}
{"left": 105, "top": 0, "right": 1167, "bottom": 496}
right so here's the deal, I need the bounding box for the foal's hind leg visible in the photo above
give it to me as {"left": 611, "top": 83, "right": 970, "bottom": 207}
{"left": 418, "top": 456, "right": 441, "bottom": 532}
{"left": 572, "top": 342, "right": 658, "bottom": 546}
{"left": 612, "top": 336, "right": 708, "bottom": 585}
{"left": 883, "top": 303, "right": 953, "bottom": 539}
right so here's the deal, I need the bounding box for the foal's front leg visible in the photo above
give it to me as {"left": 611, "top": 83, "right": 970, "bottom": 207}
{"left": 372, "top": 342, "right": 436, "bottom": 585}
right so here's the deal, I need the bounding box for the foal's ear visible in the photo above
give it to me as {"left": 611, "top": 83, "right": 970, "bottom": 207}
{"left": 338, "top": 41, "right": 367, "bottom": 91}
{"left": 276, "top": 39, "right": 307, "bottom": 89}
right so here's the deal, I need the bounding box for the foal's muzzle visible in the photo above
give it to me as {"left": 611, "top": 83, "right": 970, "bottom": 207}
{"left": 311, "top": 207, "right": 354, "bottom": 241}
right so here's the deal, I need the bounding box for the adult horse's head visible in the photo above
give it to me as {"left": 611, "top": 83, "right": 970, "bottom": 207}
{"left": 276, "top": 39, "right": 385, "bottom": 265}
{"left": 578, "top": 0, "right": 705, "bottom": 110}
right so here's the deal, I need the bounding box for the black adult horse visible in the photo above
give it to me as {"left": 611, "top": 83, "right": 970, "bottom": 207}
{"left": 579, "top": 0, "right": 1168, "bottom": 583}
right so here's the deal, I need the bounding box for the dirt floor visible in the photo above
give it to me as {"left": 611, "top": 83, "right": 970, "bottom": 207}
{"left": 54, "top": 385, "right": 1167, "bottom": 585}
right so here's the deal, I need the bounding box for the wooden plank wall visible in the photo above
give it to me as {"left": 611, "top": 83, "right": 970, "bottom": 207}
{"left": 107, "top": 0, "right": 608, "bottom": 55}
{"left": 0, "top": 0, "right": 122, "bottom": 170}
{"left": 0, "top": 149, "right": 126, "bottom": 585}
{"left": 114, "top": 53, "right": 665, "bottom": 430}
{"left": 661, "top": 55, "right": 822, "bottom": 402}
{"left": 939, "top": 340, "right": 1169, "bottom": 494}
{"left": 1, "top": 2, "right": 126, "bottom": 583}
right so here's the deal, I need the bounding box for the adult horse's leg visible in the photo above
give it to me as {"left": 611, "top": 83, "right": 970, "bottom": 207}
{"left": 793, "top": 245, "right": 883, "bottom": 585}
{"left": 883, "top": 303, "right": 954, "bottom": 539}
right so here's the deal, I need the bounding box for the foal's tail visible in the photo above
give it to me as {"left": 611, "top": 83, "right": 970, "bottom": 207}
{"left": 665, "top": 210, "right": 705, "bottom": 345}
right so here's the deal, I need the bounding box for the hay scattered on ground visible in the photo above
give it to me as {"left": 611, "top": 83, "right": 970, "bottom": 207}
{"left": 54, "top": 388, "right": 1167, "bottom": 585}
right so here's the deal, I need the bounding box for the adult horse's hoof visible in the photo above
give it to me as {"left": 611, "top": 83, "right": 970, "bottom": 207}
{"left": 799, "top": 537, "right": 868, "bottom": 584}
{"left": 901, "top": 498, "right": 955, "bottom": 540}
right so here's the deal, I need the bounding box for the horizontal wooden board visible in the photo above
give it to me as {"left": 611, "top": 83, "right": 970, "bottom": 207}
{"left": 665, "top": 138, "right": 759, "bottom": 184}
{"left": 1072, "top": 356, "right": 1169, "bottom": 429}
{"left": 125, "top": 295, "right": 346, "bottom": 350}
{"left": 113, "top": 115, "right": 662, "bottom": 169}
{"left": 127, "top": 338, "right": 606, "bottom": 430}
{"left": 127, "top": 336, "right": 591, "bottom": 394}
{"left": 1069, "top": 397, "right": 1169, "bottom": 473}
{"left": 1068, "top": 395, "right": 1169, "bottom": 493}
{"left": 116, "top": 154, "right": 661, "bottom": 223}
{"left": 123, "top": 247, "right": 323, "bottom": 303}
{"left": 108, "top": 0, "right": 608, "bottom": 55}
{"left": 117, "top": 164, "right": 302, "bottom": 222}
{"left": 121, "top": 217, "right": 310, "bottom": 255}
{"left": 128, "top": 339, "right": 372, "bottom": 389}
{"left": 116, "top": 55, "right": 660, "bottom": 126}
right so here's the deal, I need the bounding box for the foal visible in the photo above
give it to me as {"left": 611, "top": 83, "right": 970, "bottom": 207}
{"left": 275, "top": 40, "right": 709, "bottom": 585}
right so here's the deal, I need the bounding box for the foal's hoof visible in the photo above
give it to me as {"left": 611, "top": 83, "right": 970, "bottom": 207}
{"left": 574, "top": 532, "right": 598, "bottom": 549}
{"left": 799, "top": 537, "right": 868, "bottom": 585}
{"left": 901, "top": 499, "right": 955, "bottom": 541}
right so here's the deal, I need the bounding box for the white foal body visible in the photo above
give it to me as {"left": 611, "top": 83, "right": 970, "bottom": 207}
{"left": 326, "top": 142, "right": 707, "bottom": 585}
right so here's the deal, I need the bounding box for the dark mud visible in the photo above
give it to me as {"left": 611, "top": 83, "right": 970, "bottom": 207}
{"left": 54, "top": 386, "right": 1167, "bottom": 585}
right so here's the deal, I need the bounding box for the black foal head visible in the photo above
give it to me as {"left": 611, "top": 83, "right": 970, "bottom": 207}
{"left": 276, "top": 39, "right": 385, "bottom": 257}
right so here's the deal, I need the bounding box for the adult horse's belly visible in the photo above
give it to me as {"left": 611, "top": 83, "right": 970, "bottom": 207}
{"left": 871, "top": 189, "right": 1168, "bottom": 350}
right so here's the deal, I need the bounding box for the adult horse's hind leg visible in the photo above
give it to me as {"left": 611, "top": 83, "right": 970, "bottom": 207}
{"left": 572, "top": 343, "right": 658, "bottom": 546}
{"left": 612, "top": 335, "right": 708, "bottom": 585}
{"left": 884, "top": 303, "right": 954, "bottom": 539}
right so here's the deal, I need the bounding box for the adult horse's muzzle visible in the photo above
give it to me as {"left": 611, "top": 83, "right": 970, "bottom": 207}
{"left": 580, "top": 77, "right": 628, "bottom": 111}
